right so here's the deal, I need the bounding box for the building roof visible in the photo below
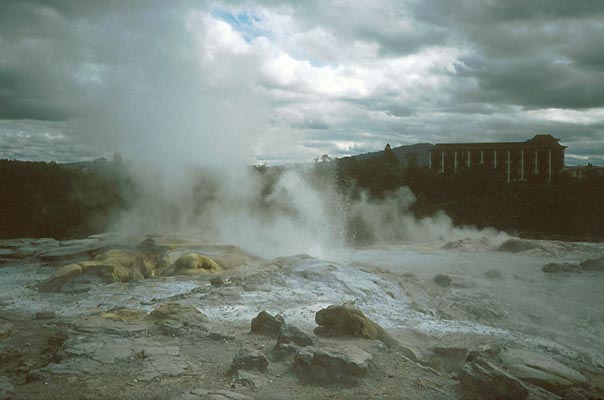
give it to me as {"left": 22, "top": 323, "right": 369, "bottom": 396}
{"left": 431, "top": 134, "right": 566, "bottom": 150}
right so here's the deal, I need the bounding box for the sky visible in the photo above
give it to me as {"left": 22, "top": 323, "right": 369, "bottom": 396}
{"left": 1, "top": 0, "right": 603, "bottom": 165}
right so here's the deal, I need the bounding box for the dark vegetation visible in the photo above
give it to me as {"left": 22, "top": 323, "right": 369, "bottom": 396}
{"left": 0, "top": 159, "right": 131, "bottom": 239}
{"left": 1, "top": 148, "right": 603, "bottom": 242}
{"left": 326, "top": 145, "right": 604, "bottom": 242}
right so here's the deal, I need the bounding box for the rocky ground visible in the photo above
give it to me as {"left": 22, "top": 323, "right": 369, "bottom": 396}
{"left": 1, "top": 234, "right": 603, "bottom": 399}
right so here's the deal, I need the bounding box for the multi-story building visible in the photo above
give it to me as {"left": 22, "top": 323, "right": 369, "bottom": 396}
{"left": 429, "top": 134, "right": 566, "bottom": 183}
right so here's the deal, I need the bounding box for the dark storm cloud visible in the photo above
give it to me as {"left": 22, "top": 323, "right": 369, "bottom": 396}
{"left": 0, "top": 0, "right": 603, "bottom": 164}
{"left": 413, "top": 0, "right": 604, "bottom": 110}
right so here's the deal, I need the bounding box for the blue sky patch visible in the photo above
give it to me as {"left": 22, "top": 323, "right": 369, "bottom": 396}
{"left": 210, "top": 8, "right": 269, "bottom": 42}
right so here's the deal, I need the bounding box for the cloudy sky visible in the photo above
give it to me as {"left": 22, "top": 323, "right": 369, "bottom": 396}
{"left": 1, "top": 0, "right": 603, "bottom": 165}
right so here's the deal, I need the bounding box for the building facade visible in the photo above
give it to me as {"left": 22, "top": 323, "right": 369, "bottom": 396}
{"left": 429, "top": 135, "right": 566, "bottom": 183}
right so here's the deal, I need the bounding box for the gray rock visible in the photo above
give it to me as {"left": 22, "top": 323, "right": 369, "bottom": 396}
{"left": 498, "top": 349, "right": 587, "bottom": 393}
{"left": 250, "top": 311, "right": 284, "bottom": 338}
{"left": 433, "top": 273, "right": 452, "bottom": 287}
{"left": 277, "top": 324, "right": 313, "bottom": 347}
{"left": 228, "top": 349, "right": 269, "bottom": 375}
{"left": 485, "top": 270, "right": 503, "bottom": 279}
{"left": 171, "top": 388, "right": 254, "bottom": 400}
{"left": 274, "top": 343, "right": 300, "bottom": 361}
{"left": 231, "top": 370, "right": 267, "bottom": 388}
{"left": 293, "top": 345, "right": 372, "bottom": 383}
{"left": 459, "top": 357, "right": 531, "bottom": 400}
{"left": 499, "top": 239, "right": 545, "bottom": 253}
{"left": 543, "top": 263, "right": 581, "bottom": 273}
{"left": 0, "top": 376, "right": 14, "bottom": 400}
{"left": 580, "top": 258, "right": 604, "bottom": 271}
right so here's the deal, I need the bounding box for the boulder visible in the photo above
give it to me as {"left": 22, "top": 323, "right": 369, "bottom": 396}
{"left": 485, "top": 270, "right": 503, "bottom": 279}
{"left": 38, "top": 263, "right": 84, "bottom": 293}
{"left": 277, "top": 324, "right": 313, "bottom": 347}
{"left": 250, "top": 311, "right": 284, "bottom": 338}
{"left": 313, "top": 304, "right": 416, "bottom": 360}
{"left": 293, "top": 345, "right": 372, "bottom": 383}
{"left": 542, "top": 263, "right": 581, "bottom": 273}
{"left": 228, "top": 349, "right": 269, "bottom": 375}
{"left": 579, "top": 258, "right": 604, "bottom": 271}
{"left": 433, "top": 273, "right": 453, "bottom": 287}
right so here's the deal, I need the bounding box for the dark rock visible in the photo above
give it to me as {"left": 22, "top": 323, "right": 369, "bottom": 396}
{"left": 498, "top": 348, "right": 587, "bottom": 394}
{"left": 542, "top": 263, "right": 581, "bottom": 273}
{"left": 0, "top": 376, "right": 14, "bottom": 400}
{"left": 250, "top": 311, "right": 284, "bottom": 338}
{"left": 579, "top": 258, "right": 604, "bottom": 271}
{"left": 136, "top": 238, "right": 169, "bottom": 269}
{"left": 485, "top": 270, "right": 503, "bottom": 279}
{"left": 228, "top": 349, "right": 269, "bottom": 375}
{"left": 209, "top": 276, "right": 224, "bottom": 286}
{"left": 274, "top": 343, "right": 300, "bottom": 361}
{"left": 459, "top": 356, "right": 531, "bottom": 400}
{"left": 231, "top": 370, "right": 266, "bottom": 388}
{"left": 313, "top": 304, "right": 416, "bottom": 360}
{"left": 499, "top": 239, "right": 545, "bottom": 253}
{"left": 277, "top": 324, "right": 313, "bottom": 347}
{"left": 35, "top": 311, "right": 56, "bottom": 320}
{"left": 293, "top": 345, "right": 373, "bottom": 383}
{"left": 433, "top": 273, "right": 452, "bottom": 287}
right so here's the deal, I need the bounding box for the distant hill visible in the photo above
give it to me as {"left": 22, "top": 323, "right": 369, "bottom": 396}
{"left": 351, "top": 143, "right": 434, "bottom": 167}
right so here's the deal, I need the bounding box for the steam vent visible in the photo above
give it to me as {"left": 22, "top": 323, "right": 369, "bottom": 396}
{"left": 429, "top": 134, "right": 566, "bottom": 183}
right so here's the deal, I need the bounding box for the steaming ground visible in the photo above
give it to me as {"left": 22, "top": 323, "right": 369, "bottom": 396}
{"left": 1, "top": 232, "right": 603, "bottom": 399}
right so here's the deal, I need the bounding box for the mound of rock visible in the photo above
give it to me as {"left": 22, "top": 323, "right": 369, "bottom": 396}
{"left": 227, "top": 349, "right": 269, "bottom": 375}
{"left": 314, "top": 304, "right": 416, "bottom": 361}
{"left": 250, "top": 311, "right": 284, "bottom": 338}
{"left": 149, "top": 302, "right": 208, "bottom": 334}
{"left": 459, "top": 347, "right": 589, "bottom": 399}
{"left": 293, "top": 345, "right": 372, "bottom": 383}
{"left": 542, "top": 263, "right": 581, "bottom": 273}
{"left": 163, "top": 253, "right": 223, "bottom": 276}
{"left": 579, "top": 258, "right": 604, "bottom": 271}
{"left": 38, "top": 239, "right": 169, "bottom": 293}
{"left": 499, "top": 238, "right": 544, "bottom": 253}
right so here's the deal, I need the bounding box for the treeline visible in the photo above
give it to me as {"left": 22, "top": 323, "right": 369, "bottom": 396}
{"left": 325, "top": 147, "right": 604, "bottom": 242}
{"left": 0, "top": 159, "right": 131, "bottom": 239}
